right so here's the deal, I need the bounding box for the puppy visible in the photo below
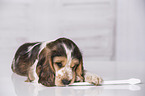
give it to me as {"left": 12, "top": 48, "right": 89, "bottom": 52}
{"left": 11, "top": 38, "right": 102, "bottom": 86}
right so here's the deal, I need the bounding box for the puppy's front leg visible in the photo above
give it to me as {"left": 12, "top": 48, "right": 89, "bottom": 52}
{"left": 84, "top": 71, "right": 103, "bottom": 85}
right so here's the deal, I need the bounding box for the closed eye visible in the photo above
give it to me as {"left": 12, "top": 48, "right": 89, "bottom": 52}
{"left": 55, "top": 62, "right": 63, "bottom": 68}
{"left": 72, "top": 64, "right": 79, "bottom": 70}
{"left": 72, "top": 66, "right": 76, "bottom": 70}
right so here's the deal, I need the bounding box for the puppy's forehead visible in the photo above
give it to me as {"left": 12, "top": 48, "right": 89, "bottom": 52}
{"left": 51, "top": 43, "right": 66, "bottom": 57}
{"left": 50, "top": 38, "right": 82, "bottom": 60}
{"left": 63, "top": 43, "right": 73, "bottom": 58}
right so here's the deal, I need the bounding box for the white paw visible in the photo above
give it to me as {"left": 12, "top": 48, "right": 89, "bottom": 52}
{"left": 85, "top": 73, "right": 103, "bottom": 85}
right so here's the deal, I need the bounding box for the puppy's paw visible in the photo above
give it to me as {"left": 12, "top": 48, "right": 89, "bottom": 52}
{"left": 85, "top": 72, "right": 103, "bottom": 85}
{"left": 91, "top": 75, "right": 103, "bottom": 85}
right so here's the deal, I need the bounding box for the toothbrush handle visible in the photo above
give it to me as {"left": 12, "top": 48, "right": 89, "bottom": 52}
{"left": 103, "top": 80, "right": 129, "bottom": 85}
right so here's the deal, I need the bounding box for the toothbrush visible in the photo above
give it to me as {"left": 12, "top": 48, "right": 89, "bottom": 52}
{"left": 71, "top": 78, "right": 141, "bottom": 86}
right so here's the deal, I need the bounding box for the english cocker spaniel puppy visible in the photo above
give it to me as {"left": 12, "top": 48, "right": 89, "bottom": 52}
{"left": 11, "top": 38, "right": 102, "bottom": 86}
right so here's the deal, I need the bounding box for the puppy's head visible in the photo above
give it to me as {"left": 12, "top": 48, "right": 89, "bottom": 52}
{"left": 37, "top": 38, "right": 84, "bottom": 86}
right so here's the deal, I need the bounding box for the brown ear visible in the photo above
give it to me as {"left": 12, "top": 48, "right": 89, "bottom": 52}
{"left": 76, "top": 59, "right": 84, "bottom": 82}
{"left": 36, "top": 48, "right": 55, "bottom": 86}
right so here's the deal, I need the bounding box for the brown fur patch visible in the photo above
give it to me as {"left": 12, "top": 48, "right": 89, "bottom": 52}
{"left": 36, "top": 48, "right": 55, "bottom": 86}
{"left": 12, "top": 42, "right": 40, "bottom": 76}
{"left": 75, "top": 59, "right": 84, "bottom": 82}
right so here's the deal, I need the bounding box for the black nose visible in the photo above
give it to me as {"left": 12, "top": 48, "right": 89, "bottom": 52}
{"left": 62, "top": 79, "right": 71, "bottom": 85}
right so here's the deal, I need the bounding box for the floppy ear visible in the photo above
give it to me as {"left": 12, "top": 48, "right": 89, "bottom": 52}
{"left": 36, "top": 48, "right": 55, "bottom": 86}
{"left": 76, "top": 59, "right": 84, "bottom": 82}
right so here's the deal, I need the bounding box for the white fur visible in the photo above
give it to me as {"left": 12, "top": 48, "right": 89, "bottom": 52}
{"left": 27, "top": 43, "right": 41, "bottom": 53}
{"left": 63, "top": 43, "right": 73, "bottom": 66}
{"left": 62, "top": 44, "right": 73, "bottom": 79}
{"left": 84, "top": 71, "right": 102, "bottom": 85}
{"left": 31, "top": 59, "right": 39, "bottom": 83}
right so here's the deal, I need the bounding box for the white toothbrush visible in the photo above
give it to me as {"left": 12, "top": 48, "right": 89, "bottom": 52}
{"left": 103, "top": 78, "right": 141, "bottom": 85}
{"left": 71, "top": 78, "right": 141, "bottom": 86}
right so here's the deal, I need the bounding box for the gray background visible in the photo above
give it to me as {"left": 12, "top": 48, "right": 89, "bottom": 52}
{"left": 0, "top": 0, "right": 145, "bottom": 96}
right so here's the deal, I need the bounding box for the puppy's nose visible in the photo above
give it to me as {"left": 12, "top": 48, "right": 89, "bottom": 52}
{"left": 62, "top": 79, "right": 71, "bottom": 85}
